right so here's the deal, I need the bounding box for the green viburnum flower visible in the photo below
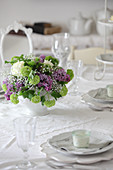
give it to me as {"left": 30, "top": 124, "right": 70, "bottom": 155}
{"left": 60, "top": 85, "right": 68, "bottom": 96}
{"left": 2, "top": 84, "right": 7, "bottom": 92}
{"left": 31, "top": 96, "right": 41, "bottom": 103}
{"left": 21, "top": 66, "right": 32, "bottom": 77}
{"left": 44, "top": 99, "right": 55, "bottom": 107}
{"left": 10, "top": 94, "right": 19, "bottom": 104}
{"left": 67, "top": 69, "right": 74, "bottom": 80}
{"left": 29, "top": 75, "right": 40, "bottom": 85}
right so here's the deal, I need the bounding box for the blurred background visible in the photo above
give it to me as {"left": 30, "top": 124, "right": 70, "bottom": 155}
{"left": 0, "top": 0, "right": 113, "bottom": 63}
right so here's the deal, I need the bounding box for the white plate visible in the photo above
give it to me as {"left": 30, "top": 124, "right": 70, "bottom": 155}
{"left": 41, "top": 142, "right": 113, "bottom": 166}
{"left": 87, "top": 88, "right": 113, "bottom": 103}
{"left": 0, "top": 94, "right": 5, "bottom": 99}
{"left": 81, "top": 94, "right": 113, "bottom": 111}
{"left": 96, "top": 54, "right": 113, "bottom": 65}
{"left": 0, "top": 89, "right": 4, "bottom": 94}
{"left": 48, "top": 131, "right": 113, "bottom": 155}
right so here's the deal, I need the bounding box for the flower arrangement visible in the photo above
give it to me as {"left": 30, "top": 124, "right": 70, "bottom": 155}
{"left": 2, "top": 54, "right": 74, "bottom": 107}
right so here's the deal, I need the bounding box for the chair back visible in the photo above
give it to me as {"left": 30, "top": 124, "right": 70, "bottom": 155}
{"left": 0, "top": 21, "right": 33, "bottom": 66}
{"left": 68, "top": 47, "right": 113, "bottom": 65}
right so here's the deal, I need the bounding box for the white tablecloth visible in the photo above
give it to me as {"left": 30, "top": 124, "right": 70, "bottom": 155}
{"left": 1, "top": 65, "right": 113, "bottom": 169}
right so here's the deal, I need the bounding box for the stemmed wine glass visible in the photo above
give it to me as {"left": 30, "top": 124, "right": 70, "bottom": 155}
{"left": 13, "top": 116, "right": 37, "bottom": 169}
{"left": 52, "top": 32, "right": 70, "bottom": 69}
{"left": 67, "top": 60, "right": 83, "bottom": 96}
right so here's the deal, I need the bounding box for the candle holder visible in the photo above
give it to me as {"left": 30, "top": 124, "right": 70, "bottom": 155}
{"left": 72, "top": 130, "right": 90, "bottom": 148}
{"left": 106, "top": 84, "right": 113, "bottom": 97}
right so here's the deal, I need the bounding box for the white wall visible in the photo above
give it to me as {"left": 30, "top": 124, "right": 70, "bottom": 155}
{"left": 0, "top": 0, "right": 113, "bottom": 32}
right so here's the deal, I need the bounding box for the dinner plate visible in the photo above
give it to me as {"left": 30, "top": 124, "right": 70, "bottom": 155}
{"left": 87, "top": 88, "right": 113, "bottom": 103}
{"left": 41, "top": 142, "right": 113, "bottom": 166}
{"left": 48, "top": 131, "right": 113, "bottom": 155}
{"left": 96, "top": 54, "right": 113, "bottom": 65}
{"left": 0, "top": 89, "right": 4, "bottom": 94}
{"left": 81, "top": 93, "right": 113, "bottom": 111}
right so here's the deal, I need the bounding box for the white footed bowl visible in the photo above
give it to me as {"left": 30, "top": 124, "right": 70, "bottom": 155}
{"left": 20, "top": 97, "right": 49, "bottom": 116}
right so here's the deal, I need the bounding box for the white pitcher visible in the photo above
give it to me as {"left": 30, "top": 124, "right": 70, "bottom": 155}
{"left": 69, "top": 12, "right": 93, "bottom": 36}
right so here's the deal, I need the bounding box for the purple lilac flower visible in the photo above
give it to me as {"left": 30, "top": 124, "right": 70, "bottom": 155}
{"left": 15, "top": 81, "right": 23, "bottom": 91}
{"left": 37, "top": 73, "right": 53, "bottom": 91}
{"left": 52, "top": 69, "right": 70, "bottom": 82}
{"left": 39, "top": 55, "right": 46, "bottom": 63}
{"left": 3, "top": 78, "right": 23, "bottom": 100}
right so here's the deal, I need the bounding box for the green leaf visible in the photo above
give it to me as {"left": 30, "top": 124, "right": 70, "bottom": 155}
{"left": 22, "top": 90, "right": 34, "bottom": 100}
{"left": 27, "top": 60, "right": 36, "bottom": 66}
{"left": 67, "top": 69, "right": 74, "bottom": 80}
{"left": 41, "top": 96, "right": 46, "bottom": 106}
{"left": 51, "top": 91, "right": 61, "bottom": 100}
{"left": 35, "top": 57, "right": 39, "bottom": 62}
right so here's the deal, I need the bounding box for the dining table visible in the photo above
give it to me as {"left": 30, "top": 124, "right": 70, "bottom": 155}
{"left": 0, "top": 64, "right": 113, "bottom": 170}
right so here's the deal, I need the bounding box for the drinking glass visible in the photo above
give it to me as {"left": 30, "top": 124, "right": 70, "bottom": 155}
{"left": 67, "top": 60, "right": 83, "bottom": 96}
{"left": 13, "top": 116, "right": 37, "bottom": 169}
{"left": 52, "top": 33, "right": 70, "bottom": 69}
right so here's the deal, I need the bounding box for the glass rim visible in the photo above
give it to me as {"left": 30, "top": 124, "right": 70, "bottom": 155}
{"left": 72, "top": 129, "right": 90, "bottom": 136}
{"left": 13, "top": 116, "right": 37, "bottom": 123}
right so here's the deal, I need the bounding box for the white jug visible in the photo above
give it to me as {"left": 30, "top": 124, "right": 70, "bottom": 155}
{"left": 69, "top": 12, "right": 93, "bottom": 36}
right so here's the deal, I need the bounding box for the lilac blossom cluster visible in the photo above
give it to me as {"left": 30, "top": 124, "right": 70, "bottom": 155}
{"left": 2, "top": 54, "right": 73, "bottom": 106}
{"left": 3, "top": 78, "right": 23, "bottom": 100}
{"left": 37, "top": 73, "right": 53, "bottom": 91}
{"left": 39, "top": 55, "right": 45, "bottom": 63}
{"left": 52, "top": 68, "right": 70, "bottom": 82}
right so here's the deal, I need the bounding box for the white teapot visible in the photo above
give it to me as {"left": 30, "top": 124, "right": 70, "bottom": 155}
{"left": 95, "top": 8, "right": 113, "bottom": 36}
{"left": 69, "top": 12, "right": 93, "bottom": 36}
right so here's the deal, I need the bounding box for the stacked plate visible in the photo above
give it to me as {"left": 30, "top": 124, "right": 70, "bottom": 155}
{"left": 41, "top": 130, "right": 113, "bottom": 169}
{"left": 81, "top": 87, "right": 113, "bottom": 111}
{"left": 0, "top": 88, "right": 5, "bottom": 100}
